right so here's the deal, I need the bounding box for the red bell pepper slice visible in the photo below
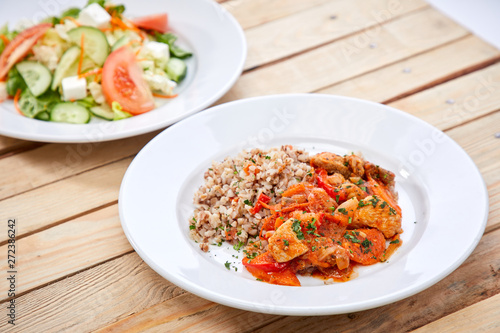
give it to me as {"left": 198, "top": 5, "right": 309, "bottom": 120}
{"left": 242, "top": 251, "right": 289, "bottom": 272}
{"left": 249, "top": 193, "right": 271, "bottom": 215}
{"left": 316, "top": 168, "right": 347, "bottom": 203}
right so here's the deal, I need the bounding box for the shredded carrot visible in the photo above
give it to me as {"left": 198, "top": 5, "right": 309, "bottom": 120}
{"left": 125, "top": 39, "right": 142, "bottom": 47}
{"left": 0, "top": 35, "right": 10, "bottom": 46}
{"left": 77, "top": 34, "right": 85, "bottom": 75}
{"left": 61, "top": 16, "right": 81, "bottom": 26}
{"left": 78, "top": 68, "right": 102, "bottom": 79}
{"left": 13, "top": 89, "right": 23, "bottom": 116}
{"left": 152, "top": 93, "right": 178, "bottom": 99}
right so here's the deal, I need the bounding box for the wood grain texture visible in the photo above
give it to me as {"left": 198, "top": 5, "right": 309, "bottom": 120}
{"left": 0, "top": 157, "right": 131, "bottom": 244}
{"left": 0, "top": 205, "right": 132, "bottom": 301}
{"left": 56, "top": 225, "right": 500, "bottom": 333}
{"left": 222, "top": 0, "right": 332, "bottom": 30}
{"left": 0, "top": 253, "right": 184, "bottom": 333}
{"left": 0, "top": 131, "right": 156, "bottom": 201}
{"left": 218, "top": 7, "right": 468, "bottom": 103}
{"left": 317, "top": 35, "right": 500, "bottom": 103}
{"left": 446, "top": 111, "right": 500, "bottom": 232}
{"left": 390, "top": 62, "right": 500, "bottom": 130}
{"left": 412, "top": 293, "right": 500, "bottom": 333}
{"left": 243, "top": 0, "right": 427, "bottom": 69}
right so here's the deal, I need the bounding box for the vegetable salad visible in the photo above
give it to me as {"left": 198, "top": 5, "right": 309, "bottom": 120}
{"left": 0, "top": 0, "right": 192, "bottom": 123}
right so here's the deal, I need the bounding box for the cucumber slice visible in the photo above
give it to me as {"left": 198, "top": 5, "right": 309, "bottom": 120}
{"left": 15, "top": 61, "right": 52, "bottom": 97}
{"left": 166, "top": 58, "right": 187, "bottom": 82}
{"left": 35, "top": 111, "right": 50, "bottom": 121}
{"left": 50, "top": 102, "right": 90, "bottom": 124}
{"left": 68, "top": 27, "right": 110, "bottom": 66}
{"left": 52, "top": 46, "right": 80, "bottom": 90}
{"left": 90, "top": 105, "right": 114, "bottom": 120}
{"left": 111, "top": 36, "right": 130, "bottom": 52}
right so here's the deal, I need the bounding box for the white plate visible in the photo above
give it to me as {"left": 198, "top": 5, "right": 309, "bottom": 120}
{"left": 0, "top": 0, "right": 246, "bottom": 143}
{"left": 119, "top": 94, "right": 488, "bottom": 315}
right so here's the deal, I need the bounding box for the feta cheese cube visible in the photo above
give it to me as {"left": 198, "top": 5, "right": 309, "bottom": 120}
{"left": 143, "top": 70, "right": 176, "bottom": 95}
{"left": 141, "top": 41, "right": 170, "bottom": 69}
{"left": 144, "top": 41, "right": 170, "bottom": 60}
{"left": 61, "top": 76, "right": 87, "bottom": 101}
{"left": 78, "top": 3, "right": 111, "bottom": 28}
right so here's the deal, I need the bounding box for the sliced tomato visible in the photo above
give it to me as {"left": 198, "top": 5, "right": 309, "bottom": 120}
{"left": 131, "top": 14, "right": 168, "bottom": 33}
{"left": 0, "top": 23, "right": 52, "bottom": 80}
{"left": 101, "top": 46, "right": 155, "bottom": 115}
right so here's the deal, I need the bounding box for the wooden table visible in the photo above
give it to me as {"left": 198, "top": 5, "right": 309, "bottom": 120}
{"left": 1, "top": 0, "right": 499, "bottom": 331}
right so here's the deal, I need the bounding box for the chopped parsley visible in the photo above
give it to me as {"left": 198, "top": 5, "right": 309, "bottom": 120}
{"left": 361, "top": 239, "right": 373, "bottom": 248}
{"left": 292, "top": 219, "right": 305, "bottom": 240}
{"left": 390, "top": 239, "right": 400, "bottom": 244}
{"left": 233, "top": 241, "right": 245, "bottom": 251}
{"left": 389, "top": 207, "right": 397, "bottom": 215}
{"left": 189, "top": 225, "right": 196, "bottom": 230}
{"left": 250, "top": 158, "right": 256, "bottom": 163}
{"left": 311, "top": 246, "right": 317, "bottom": 252}
{"left": 265, "top": 155, "right": 271, "bottom": 159}
{"left": 224, "top": 261, "right": 231, "bottom": 270}
{"left": 283, "top": 239, "right": 289, "bottom": 246}
{"left": 244, "top": 199, "right": 253, "bottom": 206}
{"left": 338, "top": 208, "right": 348, "bottom": 215}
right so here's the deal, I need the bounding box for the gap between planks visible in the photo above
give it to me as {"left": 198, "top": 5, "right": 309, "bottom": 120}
{"left": 0, "top": 0, "right": 429, "bottom": 159}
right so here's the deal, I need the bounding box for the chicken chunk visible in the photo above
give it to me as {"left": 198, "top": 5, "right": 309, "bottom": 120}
{"left": 268, "top": 219, "right": 309, "bottom": 263}
{"left": 365, "top": 162, "right": 395, "bottom": 187}
{"left": 347, "top": 154, "right": 365, "bottom": 177}
{"left": 310, "top": 152, "right": 350, "bottom": 178}
{"left": 351, "top": 195, "right": 402, "bottom": 238}
{"left": 326, "top": 173, "right": 345, "bottom": 187}
{"left": 338, "top": 182, "right": 368, "bottom": 201}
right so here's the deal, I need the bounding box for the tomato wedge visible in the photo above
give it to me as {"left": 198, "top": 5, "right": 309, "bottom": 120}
{"left": 0, "top": 23, "right": 52, "bottom": 80}
{"left": 101, "top": 46, "right": 155, "bottom": 115}
{"left": 131, "top": 14, "right": 168, "bottom": 33}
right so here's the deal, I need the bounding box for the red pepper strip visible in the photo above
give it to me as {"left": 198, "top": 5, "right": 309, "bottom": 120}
{"left": 280, "top": 203, "right": 310, "bottom": 213}
{"left": 242, "top": 251, "right": 289, "bottom": 272}
{"left": 249, "top": 193, "right": 271, "bottom": 215}
{"left": 316, "top": 168, "right": 348, "bottom": 203}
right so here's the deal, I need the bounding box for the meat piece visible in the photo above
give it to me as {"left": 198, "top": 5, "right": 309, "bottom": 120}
{"left": 347, "top": 154, "right": 365, "bottom": 177}
{"left": 307, "top": 187, "right": 336, "bottom": 212}
{"left": 365, "top": 162, "right": 395, "bottom": 187}
{"left": 326, "top": 173, "right": 345, "bottom": 187}
{"left": 268, "top": 219, "right": 309, "bottom": 263}
{"left": 351, "top": 195, "right": 402, "bottom": 238}
{"left": 338, "top": 182, "right": 368, "bottom": 201}
{"left": 310, "top": 152, "right": 350, "bottom": 178}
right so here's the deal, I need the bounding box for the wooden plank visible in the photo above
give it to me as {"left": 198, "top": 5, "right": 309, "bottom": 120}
{"left": 0, "top": 131, "right": 157, "bottom": 201}
{"left": 445, "top": 111, "right": 500, "bottom": 232}
{"left": 412, "top": 293, "right": 500, "bottom": 333}
{"left": 0, "top": 136, "right": 38, "bottom": 156}
{"left": 0, "top": 157, "right": 132, "bottom": 244}
{"left": 95, "top": 293, "right": 277, "bottom": 333}
{"left": 0, "top": 253, "right": 185, "bottom": 333}
{"left": 222, "top": 0, "right": 333, "bottom": 30}
{"left": 42, "top": 223, "right": 500, "bottom": 333}
{"left": 0, "top": 205, "right": 132, "bottom": 301}
{"left": 317, "top": 35, "right": 500, "bottom": 103}
{"left": 390, "top": 62, "right": 500, "bottom": 130}
{"left": 218, "top": 7, "right": 468, "bottom": 104}
{"left": 243, "top": 0, "right": 428, "bottom": 69}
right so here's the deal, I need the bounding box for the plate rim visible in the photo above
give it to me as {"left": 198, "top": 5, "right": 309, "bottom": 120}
{"left": 118, "top": 93, "right": 489, "bottom": 315}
